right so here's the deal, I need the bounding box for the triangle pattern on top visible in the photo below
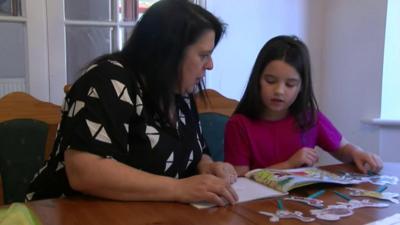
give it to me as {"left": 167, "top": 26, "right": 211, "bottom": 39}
{"left": 67, "top": 100, "right": 85, "bottom": 117}
{"left": 183, "top": 96, "right": 191, "bottom": 109}
{"left": 164, "top": 152, "right": 174, "bottom": 172}
{"left": 136, "top": 95, "right": 143, "bottom": 115}
{"left": 145, "top": 125, "right": 160, "bottom": 149}
{"left": 88, "top": 87, "right": 99, "bottom": 98}
{"left": 108, "top": 60, "right": 124, "bottom": 68}
{"left": 186, "top": 150, "right": 194, "bottom": 169}
{"left": 111, "top": 79, "right": 133, "bottom": 105}
{"left": 179, "top": 110, "right": 186, "bottom": 125}
{"left": 86, "top": 119, "right": 112, "bottom": 144}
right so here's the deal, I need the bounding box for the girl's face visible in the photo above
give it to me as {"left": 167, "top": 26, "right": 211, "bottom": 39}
{"left": 179, "top": 30, "right": 215, "bottom": 94}
{"left": 259, "top": 60, "right": 302, "bottom": 120}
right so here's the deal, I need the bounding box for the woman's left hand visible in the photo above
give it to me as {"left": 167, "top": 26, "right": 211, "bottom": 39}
{"left": 198, "top": 156, "right": 238, "bottom": 184}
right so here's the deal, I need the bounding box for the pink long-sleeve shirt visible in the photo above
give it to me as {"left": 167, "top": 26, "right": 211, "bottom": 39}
{"left": 224, "top": 112, "right": 342, "bottom": 170}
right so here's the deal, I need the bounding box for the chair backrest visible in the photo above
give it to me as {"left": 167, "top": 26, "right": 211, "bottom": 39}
{"left": 0, "top": 92, "right": 61, "bottom": 204}
{"left": 195, "top": 89, "right": 238, "bottom": 117}
{"left": 194, "top": 89, "right": 238, "bottom": 161}
{"left": 0, "top": 92, "right": 61, "bottom": 159}
{"left": 0, "top": 119, "right": 48, "bottom": 204}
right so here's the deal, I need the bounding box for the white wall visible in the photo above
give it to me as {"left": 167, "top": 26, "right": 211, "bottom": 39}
{"left": 206, "top": 0, "right": 325, "bottom": 101}
{"left": 207, "top": 0, "right": 392, "bottom": 164}
{"left": 317, "top": 0, "right": 387, "bottom": 164}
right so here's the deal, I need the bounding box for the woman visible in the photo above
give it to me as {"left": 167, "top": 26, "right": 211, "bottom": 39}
{"left": 27, "top": 0, "right": 237, "bottom": 207}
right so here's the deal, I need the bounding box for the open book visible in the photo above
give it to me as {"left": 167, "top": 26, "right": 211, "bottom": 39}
{"left": 192, "top": 167, "right": 362, "bottom": 209}
{"left": 246, "top": 167, "right": 363, "bottom": 193}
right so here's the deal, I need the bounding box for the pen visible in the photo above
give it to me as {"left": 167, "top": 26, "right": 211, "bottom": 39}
{"left": 333, "top": 191, "right": 351, "bottom": 201}
{"left": 308, "top": 189, "right": 326, "bottom": 199}
{"left": 375, "top": 185, "right": 388, "bottom": 193}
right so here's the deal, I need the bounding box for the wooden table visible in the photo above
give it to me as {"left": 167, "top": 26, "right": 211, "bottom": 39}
{"left": 28, "top": 163, "right": 400, "bottom": 225}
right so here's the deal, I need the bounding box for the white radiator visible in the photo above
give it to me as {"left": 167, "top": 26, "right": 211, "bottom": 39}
{"left": 0, "top": 78, "right": 26, "bottom": 98}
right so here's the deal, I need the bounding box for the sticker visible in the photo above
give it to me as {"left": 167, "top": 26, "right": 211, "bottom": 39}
{"left": 337, "top": 199, "right": 389, "bottom": 209}
{"left": 259, "top": 210, "right": 315, "bottom": 223}
{"left": 284, "top": 196, "right": 324, "bottom": 208}
{"left": 346, "top": 187, "right": 399, "bottom": 204}
{"left": 310, "top": 205, "right": 353, "bottom": 221}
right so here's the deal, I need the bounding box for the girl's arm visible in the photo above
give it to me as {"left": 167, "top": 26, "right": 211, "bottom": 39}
{"left": 233, "top": 147, "right": 319, "bottom": 176}
{"left": 234, "top": 161, "right": 294, "bottom": 176}
{"left": 65, "top": 149, "right": 238, "bottom": 206}
{"left": 329, "top": 138, "right": 383, "bottom": 173}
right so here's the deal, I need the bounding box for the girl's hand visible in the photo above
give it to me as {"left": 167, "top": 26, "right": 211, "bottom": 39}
{"left": 198, "top": 161, "right": 238, "bottom": 184}
{"left": 351, "top": 149, "right": 383, "bottom": 174}
{"left": 287, "top": 147, "right": 319, "bottom": 168}
{"left": 174, "top": 174, "right": 238, "bottom": 206}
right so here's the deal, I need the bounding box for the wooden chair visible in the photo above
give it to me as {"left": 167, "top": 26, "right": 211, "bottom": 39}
{"left": 64, "top": 84, "right": 72, "bottom": 94}
{"left": 0, "top": 119, "right": 48, "bottom": 204}
{"left": 194, "top": 89, "right": 238, "bottom": 161}
{"left": 0, "top": 92, "right": 61, "bottom": 204}
{"left": 194, "top": 89, "right": 238, "bottom": 117}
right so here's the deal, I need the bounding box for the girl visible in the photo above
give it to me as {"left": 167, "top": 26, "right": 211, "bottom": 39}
{"left": 224, "top": 35, "right": 382, "bottom": 176}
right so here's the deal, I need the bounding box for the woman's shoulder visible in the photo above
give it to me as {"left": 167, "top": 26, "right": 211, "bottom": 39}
{"left": 81, "top": 58, "right": 130, "bottom": 78}
{"left": 70, "top": 58, "right": 139, "bottom": 95}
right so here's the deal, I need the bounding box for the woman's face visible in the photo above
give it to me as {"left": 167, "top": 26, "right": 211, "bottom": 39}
{"left": 259, "top": 60, "right": 302, "bottom": 120}
{"left": 179, "top": 30, "right": 215, "bottom": 94}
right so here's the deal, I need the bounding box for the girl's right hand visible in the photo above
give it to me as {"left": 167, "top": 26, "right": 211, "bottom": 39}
{"left": 173, "top": 174, "right": 238, "bottom": 206}
{"left": 287, "top": 147, "right": 319, "bottom": 168}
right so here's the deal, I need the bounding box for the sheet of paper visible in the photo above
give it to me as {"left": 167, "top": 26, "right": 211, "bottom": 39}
{"left": 191, "top": 177, "right": 286, "bottom": 209}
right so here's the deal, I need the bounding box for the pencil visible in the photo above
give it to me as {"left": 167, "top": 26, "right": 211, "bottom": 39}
{"left": 333, "top": 191, "right": 351, "bottom": 201}
{"left": 277, "top": 199, "right": 284, "bottom": 210}
{"left": 308, "top": 189, "right": 326, "bottom": 199}
{"left": 375, "top": 185, "right": 388, "bottom": 193}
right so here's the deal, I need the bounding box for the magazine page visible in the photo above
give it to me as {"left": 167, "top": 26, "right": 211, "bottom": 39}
{"left": 245, "top": 167, "right": 363, "bottom": 193}
{"left": 191, "top": 177, "right": 286, "bottom": 209}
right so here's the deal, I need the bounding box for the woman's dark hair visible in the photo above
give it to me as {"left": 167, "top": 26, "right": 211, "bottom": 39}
{"left": 91, "top": 0, "right": 225, "bottom": 124}
{"left": 235, "top": 35, "right": 318, "bottom": 130}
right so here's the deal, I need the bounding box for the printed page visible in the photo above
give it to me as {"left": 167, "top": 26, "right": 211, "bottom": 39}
{"left": 191, "top": 177, "right": 286, "bottom": 209}
{"left": 246, "top": 167, "right": 364, "bottom": 193}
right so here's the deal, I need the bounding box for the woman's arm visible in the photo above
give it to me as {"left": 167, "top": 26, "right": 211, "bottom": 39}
{"left": 329, "top": 138, "right": 383, "bottom": 173}
{"left": 65, "top": 149, "right": 237, "bottom": 206}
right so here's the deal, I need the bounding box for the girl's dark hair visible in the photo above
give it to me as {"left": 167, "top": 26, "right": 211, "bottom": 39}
{"left": 91, "top": 0, "right": 225, "bottom": 124}
{"left": 235, "top": 35, "right": 318, "bottom": 130}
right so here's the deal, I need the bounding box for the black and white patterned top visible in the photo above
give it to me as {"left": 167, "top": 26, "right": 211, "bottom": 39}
{"left": 26, "top": 59, "right": 209, "bottom": 201}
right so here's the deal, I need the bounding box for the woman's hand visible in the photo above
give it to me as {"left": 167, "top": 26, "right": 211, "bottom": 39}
{"left": 286, "top": 147, "right": 319, "bottom": 168}
{"left": 350, "top": 148, "right": 383, "bottom": 174}
{"left": 174, "top": 174, "right": 238, "bottom": 206}
{"left": 197, "top": 155, "right": 238, "bottom": 184}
